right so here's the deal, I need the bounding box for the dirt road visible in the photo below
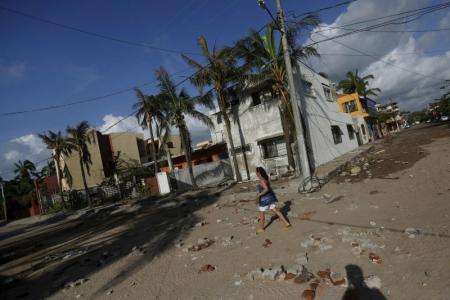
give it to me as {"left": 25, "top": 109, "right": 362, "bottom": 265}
{"left": 1, "top": 123, "right": 449, "bottom": 299}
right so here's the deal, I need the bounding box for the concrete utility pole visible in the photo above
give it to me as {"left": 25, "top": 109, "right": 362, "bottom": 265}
{"left": 273, "top": 0, "right": 311, "bottom": 180}
{"left": 0, "top": 181, "right": 7, "bottom": 222}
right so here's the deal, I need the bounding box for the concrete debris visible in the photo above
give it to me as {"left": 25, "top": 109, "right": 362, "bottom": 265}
{"left": 301, "top": 235, "right": 333, "bottom": 252}
{"left": 65, "top": 278, "right": 88, "bottom": 289}
{"left": 262, "top": 239, "right": 272, "bottom": 248}
{"left": 405, "top": 227, "right": 421, "bottom": 238}
{"left": 299, "top": 211, "right": 316, "bottom": 220}
{"left": 262, "top": 267, "right": 283, "bottom": 281}
{"left": 370, "top": 221, "right": 377, "bottom": 226}
{"left": 373, "top": 149, "right": 385, "bottom": 155}
{"left": 198, "top": 264, "right": 215, "bottom": 273}
{"left": 222, "top": 236, "right": 234, "bottom": 247}
{"left": 106, "top": 290, "right": 113, "bottom": 295}
{"left": 301, "top": 289, "right": 315, "bottom": 300}
{"left": 234, "top": 280, "right": 243, "bottom": 286}
{"left": 350, "top": 166, "right": 362, "bottom": 176}
{"left": 369, "top": 252, "right": 383, "bottom": 264}
{"left": 129, "top": 246, "right": 145, "bottom": 256}
{"left": 295, "top": 254, "right": 309, "bottom": 265}
{"left": 195, "top": 221, "right": 208, "bottom": 227}
{"left": 364, "top": 275, "right": 382, "bottom": 289}
{"left": 188, "top": 238, "right": 215, "bottom": 252}
{"left": 174, "top": 239, "right": 184, "bottom": 248}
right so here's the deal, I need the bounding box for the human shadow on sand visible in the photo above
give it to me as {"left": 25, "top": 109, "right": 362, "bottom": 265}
{"left": 342, "top": 264, "right": 386, "bottom": 300}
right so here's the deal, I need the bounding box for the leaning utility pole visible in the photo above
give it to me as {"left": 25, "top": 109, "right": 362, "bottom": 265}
{"left": 0, "top": 181, "right": 7, "bottom": 222}
{"left": 274, "top": 0, "right": 311, "bottom": 180}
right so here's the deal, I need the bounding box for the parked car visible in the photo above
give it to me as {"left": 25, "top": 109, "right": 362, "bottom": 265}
{"left": 441, "top": 115, "right": 449, "bottom": 121}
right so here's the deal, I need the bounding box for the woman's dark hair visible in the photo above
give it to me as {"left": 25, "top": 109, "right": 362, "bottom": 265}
{"left": 256, "top": 167, "right": 269, "bottom": 181}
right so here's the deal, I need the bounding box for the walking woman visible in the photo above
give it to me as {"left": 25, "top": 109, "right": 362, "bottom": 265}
{"left": 255, "top": 167, "right": 291, "bottom": 234}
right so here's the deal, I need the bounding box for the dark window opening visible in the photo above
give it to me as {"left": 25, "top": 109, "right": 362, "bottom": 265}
{"left": 259, "top": 136, "right": 286, "bottom": 159}
{"left": 331, "top": 125, "right": 343, "bottom": 144}
{"left": 217, "top": 113, "right": 222, "bottom": 124}
{"left": 346, "top": 124, "right": 355, "bottom": 140}
{"left": 302, "top": 80, "right": 313, "bottom": 95}
{"left": 251, "top": 92, "right": 262, "bottom": 106}
{"left": 361, "top": 124, "right": 366, "bottom": 135}
{"left": 343, "top": 100, "right": 358, "bottom": 113}
{"left": 167, "top": 141, "right": 174, "bottom": 148}
{"left": 234, "top": 144, "right": 251, "bottom": 154}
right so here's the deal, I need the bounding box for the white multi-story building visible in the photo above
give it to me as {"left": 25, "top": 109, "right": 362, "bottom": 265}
{"left": 209, "top": 63, "right": 359, "bottom": 180}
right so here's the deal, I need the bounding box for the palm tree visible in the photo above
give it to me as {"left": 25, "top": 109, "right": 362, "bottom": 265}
{"left": 155, "top": 67, "right": 214, "bottom": 189}
{"left": 338, "top": 70, "right": 381, "bottom": 98}
{"left": 133, "top": 90, "right": 164, "bottom": 174}
{"left": 14, "top": 160, "right": 36, "bottom": 180}
{"left": 182, "top": 36, "right": 245, "bottom": 182}
{"left": 39, "top": 131, "right": 72, "bottom": 205}
{"left": 235, "top": 18, "right": 319, "bottom": 170}
{"left": 66, "top": 121, "right": 93, "bottom": 207}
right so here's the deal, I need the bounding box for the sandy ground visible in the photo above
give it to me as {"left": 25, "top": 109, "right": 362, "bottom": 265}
{"left": 1, "top": 123, "right": 449, "bottom": 300}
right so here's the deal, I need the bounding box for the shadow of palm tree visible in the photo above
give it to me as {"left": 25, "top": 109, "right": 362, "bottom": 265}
{"left": 0, "top": 187, "right": 229, "bottom": 299}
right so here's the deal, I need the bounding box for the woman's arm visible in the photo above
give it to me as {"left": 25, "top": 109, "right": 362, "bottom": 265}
{"left": 256, "top": 180, "right": 270, "bottom": 198}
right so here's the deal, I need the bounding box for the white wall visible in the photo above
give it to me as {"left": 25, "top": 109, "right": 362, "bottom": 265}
{"left": 294, "top": 64, "right": 359, "bottom": 167}
{"left": 209, "top": 63, "right": 360, "bottom": 178}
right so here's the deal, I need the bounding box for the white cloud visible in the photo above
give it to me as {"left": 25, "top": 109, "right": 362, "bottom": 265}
{"left": 0, "top": 61, "right": 26, "bottom": 78}
{"left": 97, "top": 113, "right": 211, "bottom": 145}
{"left": 307, "top": 0, "right": 450, "bottom": 111}
{"left": 0, "top": 134, "right": 51, "bottom": 179}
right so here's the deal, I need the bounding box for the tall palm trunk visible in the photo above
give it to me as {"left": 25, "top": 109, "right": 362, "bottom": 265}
{"left": 180, "top": 126, "right": 197, "bottom": 189}
{"left": 147, "top": 114, "right": 158, "bottom": 175}
{"left": 221, "top": 110, "right": 242, "bottom": 182}
{"left": 78, "top": 151, "right": 91, "bottom": 207}
{"left": 54, "top": 154, "right": 66, "bottom": 208}
{"left": 233, "top": 107, "right": 250, "bottom": 180}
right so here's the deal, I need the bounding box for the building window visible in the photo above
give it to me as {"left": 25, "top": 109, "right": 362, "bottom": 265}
{"left": 251, "top": 89, "right": 274, "bottom": 106}
{"left": 216, "top": 113, "right": 222, "bottom": 124}
{"left": 234, "top": 144, "right": 252, "bottom": 154}
{"left": 167, "top": 141, "right": 174, "bottom": 148}
{"left": 331, "top": 125, "right": 343, "bottom": 144}
{"left": 343, "top": 100, "right": 358, "bottom": 113}
{"left": 346, "top": 124, "right": 355, "bottom": 140}
{"left": 302, "top": 80, "right": 313, "bottom": 96}
{"left": 322, "top": 84, "right": 333, "bottom": 101}
{"left": 251, "top": 92, "right": 262, "bottom": 106}
{"left": 361, "top": 124, "right": 366, "bottom": 135}
{"left": 259, "top": 136, "right": 286, "bottom": 159}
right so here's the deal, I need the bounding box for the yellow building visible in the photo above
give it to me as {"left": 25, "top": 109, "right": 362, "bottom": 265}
{"left": 337, "top": 93, "right": 369, "bottom": 117}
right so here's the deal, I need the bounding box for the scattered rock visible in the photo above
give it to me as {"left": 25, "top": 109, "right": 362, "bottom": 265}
{"left": 350, "top": 166, "right": 361, "bottom": 176}
{"left": 195, "top": 221, "right": 208, "bottom": 227}
{"left": 65, "top": 278, "right": 88, "bottom": 289}
{"left": 262, "top": 239, "right": 272, "bottom": 248}
{"left": 301, "top": 289, "right": 315, "bottom": 300}
{"left": 299, "top": 211, "right": 316, "bottom": 220}
{"left": 234, "top": 280, "right": 243, "bottom": 286}
{"left": 369, "top": 252, "right": 383, "bottom": 264}
{"left": 370, "top": 221, "right": 377, "bottom": 226}
{"left": 405, "top": 227, "right": 421, "bottom": 238}
{"left": 129, "top": 246, "right": 145, "bottom": 256}
{"left": 198, "top": 264, "right": 215, "bottom": 273}
{"left": 189, "top": 238, "right": 215, "bottom": 252}
{"left": 364, "top": 275, "right": 381, "bottom": 289}
{"left": 106, "top": 290, "right": 113, "bottom": 295}
{"left": 262, "top": 267, "right": 283, "bottom": 281}
{"left": 222, "top": 236, "right": 234, "bottom": 247}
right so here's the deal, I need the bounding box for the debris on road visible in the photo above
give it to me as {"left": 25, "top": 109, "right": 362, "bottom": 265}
{"left": 364, "top": 275, "right": 382, "bottom": 289}
{"left": 65, "top": 278, "right": 88, "bottom": 289}
{"left": 369, "top": 252, "right": 383, "bottom": 264}
{"left": 195, "top": 221, "right": 208, "bottom": 227}
{"left": 301, "top": 289, "right": 315, "bottom": 300}
{"left": 188, "top": 238, "right": 215, "bottom": 252}
{"left": 198, "top": 264, "right": 215, "bottom": 273}
{"left": 299, "top": 211, "right": 316, "bottom": 220}
{"left": 405, "top": 227, "right": 421, "bottom": 238}
{"left": 262, "top": 239, "right": 272, "bottom": 248}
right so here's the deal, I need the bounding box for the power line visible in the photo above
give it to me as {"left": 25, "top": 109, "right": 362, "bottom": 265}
{"left": 289, "top": 0, "right": 355, "bottom": 18}
{"left": 313, "top": 31, "right": 446, "bottom": 81}
{"left": 317, "top": 49, "right": 450, "bottom": 56}
{"left": 316, "top": 25, "right": 450, "bottom": 33}
{"left": 0, "top": 4, "right": 201, "bottom": 56}
{"left": 305, "top": 3, "right": 450, "bottom": 47}
{"left": 308, "top": 1, "right": 450, "bottom": 35}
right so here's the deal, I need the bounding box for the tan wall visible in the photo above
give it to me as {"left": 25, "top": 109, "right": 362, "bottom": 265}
{"left": 167, "top": 135, "right": 183, "bottom": 157}
{"left": 61, "top": 131, "right": 107, "bottom": 190}
{"left": 109, "top": 132, "right": 144, "bottom": 165}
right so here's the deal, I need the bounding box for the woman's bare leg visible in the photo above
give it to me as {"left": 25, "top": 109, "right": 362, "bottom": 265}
{"left": 272, "top": 208, "right": 290, "bottom": 226}
{"left": 259, "top": 211, "right": 265, "bottom": 230}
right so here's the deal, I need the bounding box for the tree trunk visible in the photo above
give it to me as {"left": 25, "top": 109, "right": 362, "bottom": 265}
{"left": 78, "top": 151, "right": 91, "bottom": 207}
{"left": 233, "top": 107, "right": 250, "bottom": 180}
{"left": 222, "top": 111, "right": 242, "bottom": 182}
{"left": 180, "top": 127, "right": 197, "bottom": 189}
{"left": 279, "top": 106, "right": 296, "bottom": 171}
{"left": 166, "top": 150, "right": 174, "bottom": 172}
{"left": 54, "top": 154, "right": 66, "bottom": 208}
{"left": 147, "top": 114, "right": 158, "bottom": 175}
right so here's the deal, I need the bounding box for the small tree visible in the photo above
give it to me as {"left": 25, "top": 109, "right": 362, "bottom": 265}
{"left": 155, "top": 67, "right": 214, "bottom": 189}
{"left": 66, "top": 121, "right": 93, "bottom": 207}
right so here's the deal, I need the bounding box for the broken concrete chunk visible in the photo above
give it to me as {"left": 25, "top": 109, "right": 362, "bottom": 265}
{"left": 198, "top": 264, "right": 215, "bottom": 273}
{"left": 189, "top": 238, "right": 215, "bottom": 252}
{"left": 369, "top": 252, "right": 383, "bottom": 264}
{"left": 364, "top": 275, "right": 381, "bottom": 289}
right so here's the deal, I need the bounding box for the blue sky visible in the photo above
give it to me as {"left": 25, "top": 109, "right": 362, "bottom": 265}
{"left": 1, "top": 0, "right": 450, "bottom": 179}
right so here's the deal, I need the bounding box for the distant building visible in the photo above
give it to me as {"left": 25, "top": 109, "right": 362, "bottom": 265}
{"left": 376, "top": 102, "right": 403, "bottom": 133}
{"left": 337, "top": 93, "right": 380, "bottom": 144}
{"left": 144, "top": 135, "right": 183, "bottom": 164}
{"left": 60, "top": 130, "right": 147, "bottom": 190}
{"left": 209, "top": 63, "right": 359, "bottom": 180}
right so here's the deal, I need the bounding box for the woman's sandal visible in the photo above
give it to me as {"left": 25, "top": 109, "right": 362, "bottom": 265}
{"left": 284, "top": 224, "right": 292, "bottom": 230}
